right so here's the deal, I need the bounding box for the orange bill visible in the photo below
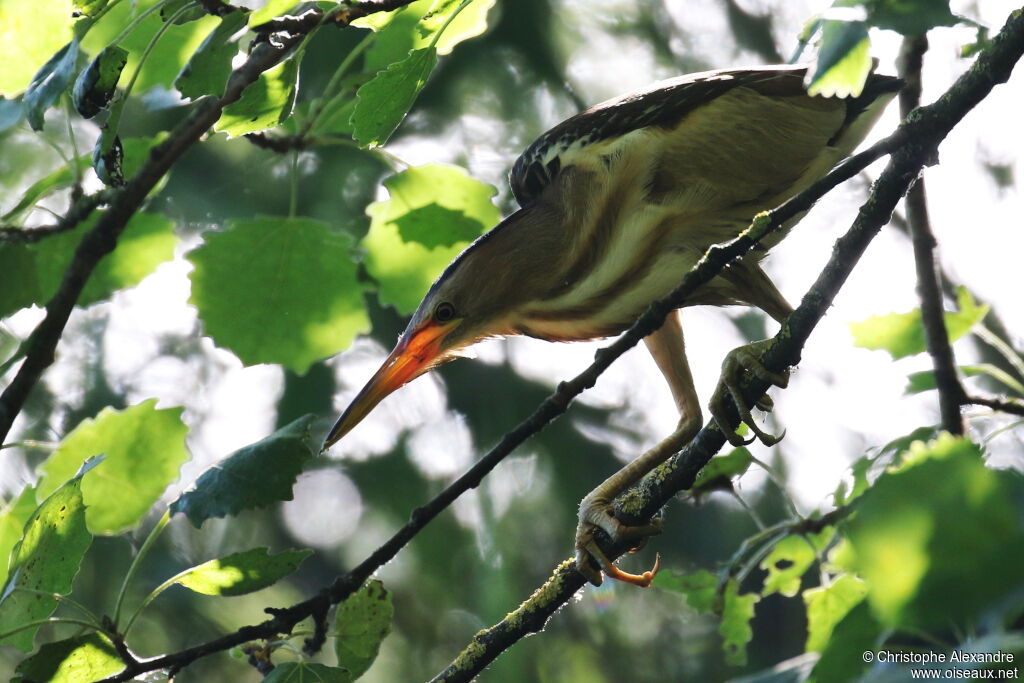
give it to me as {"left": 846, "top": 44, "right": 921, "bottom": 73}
{"left": 322, "top": 319, "right": 457, "bottom": 450}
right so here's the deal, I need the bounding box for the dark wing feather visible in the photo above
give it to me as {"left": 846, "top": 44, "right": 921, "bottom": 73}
{"left": 508, "top": 64, "right": 901, "bottom": 207}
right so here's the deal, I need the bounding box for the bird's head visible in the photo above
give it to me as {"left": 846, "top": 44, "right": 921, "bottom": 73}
{"left": 322, "top": 211, "right": 544, "bottom": 450}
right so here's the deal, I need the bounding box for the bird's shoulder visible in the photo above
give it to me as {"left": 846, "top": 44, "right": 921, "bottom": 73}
{"left": 509, "top": 65, "right": 814, "bottom": 207}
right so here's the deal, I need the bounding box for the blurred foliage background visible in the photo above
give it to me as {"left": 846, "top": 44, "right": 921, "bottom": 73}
{"left": 1, "top": 0, "right": 1023, "bottom": 681}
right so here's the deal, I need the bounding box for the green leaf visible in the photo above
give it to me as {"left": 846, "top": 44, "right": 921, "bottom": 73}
{"left": 0, "top": 210, "right": 178, "bottom": 320}
{"left": 335, "top": 579, "right": 394, "bottom": 681}
{"left": 13, "top": 633, "right": 123, "bottom": 682}
{"left": 803, "top": 574, "right": 868, "bottom": 653}
{"left": 691, "top": 447, "right": 753, "bottom": 495}
{"left": 0, "top": 486, "right": 38, "bottom": 588}
{"left": 720, "top": 579, "right": 759, "bottom": 667}
{"left": 37, "top": 400, "right": 189, "bottom": 535}
{"left": 840, "top": 434, "right": 1024, "bottom": 629}
{"left": 73, "top": 0, "right": 109, "bottom": 16}
{"left": 0, "top": 470, "right": 92, "bottom": 651}
{"left": 0, "top": 0, "right": 76, "bottom": 97}
{"left": 188, "top": 217, "right": 370, "bottom": 372}
{"left": 175, "top": 10, "right": 247, "bottom": 99}
{"left": 82, "top": 2, "right": 219, "bottom": 94}
{"left": 362, "top": 165, "right": 499, "bottom": 314}
{"left": 906, "top": 363, "right": 1024, "bottom": 396}
{"left": 216, "top": 57, "right": 298, "bottom": 137}
{"left": 809, "top": 601, "right": 881, "bottom": 682}
{"left": 248, "top": 0, "right": 299, "bottom": 26}
{"left": 760, "top": 535, "right": 817, "bottom": 598}
{"left": 170, "top": 415, "right": 317, "bottom": 527}
{"left": 806, "top": 21, "right": 871, "bottom": 97}
{"left": 654, "top": 568, "right": 717, "bottom": 613}
{"left": 358, "top": 0, "right": 496, "bottom": 71}
{"left": 351, "top": 47, "right": 437, "bottom": 148}
{"left": 173, "top": 547, "right": 312, "bottom": 596}
{"left": 865, "top": 0, "right": 959, "bottom": 35}
{"left": 263, "top": 662, "right": 352, "bottom": 683}
{"left": 24, "top": 40, "right": 81, "bottom": 131}
{"left": 72, "top": 45, "right": 128, "bottom": 118}
{"left": 849, "top": 288, "right": 989, "bottom": 360}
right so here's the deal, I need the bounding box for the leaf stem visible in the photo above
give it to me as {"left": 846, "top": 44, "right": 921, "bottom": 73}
{"left": 112, "top": 509, "right": 171, "bottom": 628}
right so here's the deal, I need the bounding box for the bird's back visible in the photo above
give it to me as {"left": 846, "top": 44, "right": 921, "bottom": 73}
{"left": 495, "top": 66, "right": 901, "bottom": 340}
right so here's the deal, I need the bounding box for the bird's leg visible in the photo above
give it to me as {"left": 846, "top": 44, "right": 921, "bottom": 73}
{"left": 709, "top": 293, "right": 795, "bottom": 447}
{"left": 575, "top": 311, "right": 702, "bottom": 586}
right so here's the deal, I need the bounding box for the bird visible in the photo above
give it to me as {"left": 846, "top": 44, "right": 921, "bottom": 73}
{"left": 323, "top": 64, "right": 902, "bottom": 587}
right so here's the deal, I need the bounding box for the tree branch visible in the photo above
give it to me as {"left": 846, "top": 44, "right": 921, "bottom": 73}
{"left": 430, "top": 9, "right": 1024, "bottom": 680}
{"left": 0, "top": 190, "right": 113, "bottom": 244}
{"left": 898, "top": 33, "right": 968, "bottom": 434}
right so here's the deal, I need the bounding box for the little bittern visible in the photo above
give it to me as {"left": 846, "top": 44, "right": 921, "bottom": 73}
{"left": 325, "top": 64, "right": 901, "bottom": 586}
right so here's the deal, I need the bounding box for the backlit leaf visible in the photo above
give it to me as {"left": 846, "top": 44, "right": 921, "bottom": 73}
{"left": 0, "top": 486, "right": 37, "bottom": 588}
{"left": 174, "top": 547, "right": 313, "bottom": 596}
{"left": 13, "top": 633, "right": 123, "bottom": 682}
{"left": 216, "top": 57, "right": 298, "bottom": 137}
{"left": 720, "top": 579, "right": 759, "bottom": 666}
{"left": 849, "top": 288, "right": 988, "bottom": 360}
{"left": 0, "top": 470, "right": 92, "bottom": 651}
{"left": 654, "top": 568, "right": 718, "bottom": 613}
{"left": 806, "top": 20, "right": 871, "bottom": 97}
{"left": 803, "top": 574, "right": 868, "bottom": 653}
{"left": 38, "top": 400, "right": 189, "bottom": 534}
{"left": 188, "top": 217, "right": 369, "bottom": 372}
{"left": 362, "top": 164, "right": 498, "bottom": 314}
{"left": 839, "top": 434, "right": 1024, "bottom": 629}
{"left": 0, "top": 0, "right": 76, "bottom": 97}
{"left": 760, "top": 535, "right": 816, "bottom": 598}
{"left": 175, "top": 10, "right": 247, "bottom": 99}
{"left": 351, "top": 47, "right": 437, "bottom": 148}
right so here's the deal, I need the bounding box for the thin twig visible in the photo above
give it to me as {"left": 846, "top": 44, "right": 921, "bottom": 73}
{"left": 898, "top": 33, "right": 967, "bottom": 434}
{"left": 0, "top": 191, "right": 113, "bottom": 244}
{"left": 967, "top": 394, "right": 1024, "bottom": 416}
{"left": 429, "top": 10, "right": 1024, "bottom": 680}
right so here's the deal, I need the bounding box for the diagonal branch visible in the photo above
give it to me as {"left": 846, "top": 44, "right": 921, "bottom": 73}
{"left": 898, "top": 33, "right": 968, "bottom": 434}
{"left": 430, "top": 8, "right": 1024, "bottom": 681}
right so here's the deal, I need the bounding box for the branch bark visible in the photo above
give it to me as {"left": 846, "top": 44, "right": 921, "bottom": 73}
{"left": 898, "top": 33, "right": 968, "bottom": 434}
{"left": 430, "top": 9, "right": 1024, "bottom": 681}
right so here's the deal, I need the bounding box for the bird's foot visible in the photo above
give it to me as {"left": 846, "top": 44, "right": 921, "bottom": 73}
{"left": 710, "top": 338, "right": 789, "bottom": 447}
{"left": 574, "top": 495, "right": 663, "bottom": 587}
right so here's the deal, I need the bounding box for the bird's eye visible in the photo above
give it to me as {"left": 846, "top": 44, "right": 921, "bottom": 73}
{"left": 434, "top": 302, "right": 457, "bottom": 323}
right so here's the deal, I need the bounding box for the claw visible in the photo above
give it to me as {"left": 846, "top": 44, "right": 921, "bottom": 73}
{"left": 575, "top": 500, "right": 664, "bottom": 586}
{"left": 711, "top": 339, "right": 790, "bottom": 447}
{"left": 583, "top": 540, "right": 661, "bottom": 587}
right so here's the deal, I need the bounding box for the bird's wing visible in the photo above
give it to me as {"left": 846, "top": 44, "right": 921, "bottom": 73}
{"left": 509, "top": 65, "right": 899, "bottom": 208}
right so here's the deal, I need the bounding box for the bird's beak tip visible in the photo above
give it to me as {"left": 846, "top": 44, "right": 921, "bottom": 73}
{"left": 322, "top": 319, "right": 456, "bottom": 450}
